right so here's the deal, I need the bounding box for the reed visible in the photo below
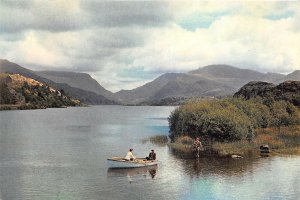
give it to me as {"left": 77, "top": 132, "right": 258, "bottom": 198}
{"left": 141, "top": 135, "right": 168, "bottom": 145}
{"left": 213, "top": 125, "right": 300, "bottom": 156}
{"left": 169, "top": 124, "right": 300, "bottom": 157}
{"left": 167, "top": 135, "right": 194, "bottom": 153}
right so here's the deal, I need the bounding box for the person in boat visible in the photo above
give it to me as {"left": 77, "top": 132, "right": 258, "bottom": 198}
{"left": 146, "top": 149, "right": 156, "bottom": 160}
{"left": 125, "top": 148, "right": 136, "bottom": 161}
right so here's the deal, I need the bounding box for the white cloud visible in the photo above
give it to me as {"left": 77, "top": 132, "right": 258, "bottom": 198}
{"left": 1, "top": 1, "right": 300, "bottom": 92}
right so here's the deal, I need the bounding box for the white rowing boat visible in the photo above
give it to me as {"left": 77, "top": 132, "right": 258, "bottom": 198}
{"left": 107, "top": 157, "right": 158, "bottom": 168}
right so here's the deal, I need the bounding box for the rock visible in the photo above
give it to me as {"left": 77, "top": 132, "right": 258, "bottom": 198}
{"left": 231, "top": 155, "right": 243, "bottom": 159}
{"left": 260, "top": 144, "right": 270, "bottom": 153}
{"left": 234, "top": 81, "right": 300, "bottom": 107}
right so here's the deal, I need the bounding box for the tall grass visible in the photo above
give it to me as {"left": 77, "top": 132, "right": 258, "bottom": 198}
{"left": 141, "top": 135, "right": 168, "bottom": 146}
{"left": 169, "top": 124, "right": 300, "bottom": 157}
{"left": 213, "top": 125, "right": 300, "bottom": 156}
{"left": 168, "top": 135, "right": 194, "bottom": 154}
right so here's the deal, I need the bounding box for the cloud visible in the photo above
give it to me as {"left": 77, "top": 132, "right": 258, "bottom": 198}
{"left": 0, "top": 0, "right": 172, "bottom": 33}
{"left": 82, "top": 1, "right": 172, "bottom": 27}
{"left": 0, "top": 0, "right": 87, "bottom": 33}
{"left": 1, "top": 1, "right": 300, "bottom": 92}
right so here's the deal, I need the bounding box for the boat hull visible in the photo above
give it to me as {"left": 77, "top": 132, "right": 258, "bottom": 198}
{"left": 107, "top": 157, "right": 158, "bottom": 168}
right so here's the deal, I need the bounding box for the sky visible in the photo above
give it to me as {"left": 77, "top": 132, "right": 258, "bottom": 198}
{"left": 1, "top": 0, "right": 300, "bottom": 92}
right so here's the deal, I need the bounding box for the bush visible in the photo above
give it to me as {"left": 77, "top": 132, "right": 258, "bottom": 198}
{"left": 169, "top": 99, "right": 253, "bottom": 142}
{"left": 169, "top": 97, "right": 299, "bottom": 143}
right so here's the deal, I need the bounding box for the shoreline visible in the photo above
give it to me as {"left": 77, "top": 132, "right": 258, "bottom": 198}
{"left": 0, "top": 104, "right": 85, "bottom": 111}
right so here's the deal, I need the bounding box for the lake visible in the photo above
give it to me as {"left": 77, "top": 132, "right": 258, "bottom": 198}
{"left": 0, "top": 106, "right": 299, "bottom": 200}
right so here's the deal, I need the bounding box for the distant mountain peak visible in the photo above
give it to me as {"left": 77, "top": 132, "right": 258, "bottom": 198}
{"left": 189, "top": 64, "right": 237, "bottom": 73}
{"left": 202, "top": 64, "right": 238, "bottom": 69}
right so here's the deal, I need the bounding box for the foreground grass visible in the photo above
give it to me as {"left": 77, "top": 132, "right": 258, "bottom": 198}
{"left": 170, "top": 125, "right": 300, "bottom": 157}
{"left": 168, "top": 136, "right": 194, "bottom": 153}
{"left": 214, "top": 125, "right": 300, "bottom": 156}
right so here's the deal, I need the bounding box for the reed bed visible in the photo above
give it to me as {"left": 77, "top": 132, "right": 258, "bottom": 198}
{"left": 141, "top": 135, "right": 168, "bottom": 146}
{"left": 170, "top": 125, "right": 300, "bottom": 157}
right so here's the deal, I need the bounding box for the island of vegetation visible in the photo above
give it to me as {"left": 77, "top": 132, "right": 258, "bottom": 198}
{"left": 0, "top": 73, "right": 81, "bottom": 110}
{"left": 168, "top": 81, "right": 300, "bottom": 157}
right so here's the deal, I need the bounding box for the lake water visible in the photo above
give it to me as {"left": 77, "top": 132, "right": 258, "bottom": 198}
{"left": 0, "top": 106, "right": 299, "bottom": 200}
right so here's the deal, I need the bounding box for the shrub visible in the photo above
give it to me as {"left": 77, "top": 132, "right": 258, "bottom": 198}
{"left": 169, "top": 98, "right": 254, "bottom": 142}
{"left": 169, "top": 97, "right": 299, "bottom": 143}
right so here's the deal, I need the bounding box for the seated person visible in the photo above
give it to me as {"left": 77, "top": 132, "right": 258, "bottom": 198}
{"left": 125, "top": 148, "right": 136, "bottom": 161}
{"left": 146, "top": 149, "right": 156, "bottom": 160}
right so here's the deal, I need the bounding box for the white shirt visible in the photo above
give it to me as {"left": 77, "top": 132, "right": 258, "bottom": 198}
{"left": 125, "top": 151, "right": 135, "bottom": 160}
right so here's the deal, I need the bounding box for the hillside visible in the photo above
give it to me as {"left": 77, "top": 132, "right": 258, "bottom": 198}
{"left": 0, "top": 59, "right": 117, "bottom": 105}
{"left": 115, "top": 73, "right": 235, "bottom": 105}
{"left": 234, "top": 81, "right": 300, "bottom": 107}
{"left": 0, "top": 73, "right": 81, "bottom": 110}
{"left": 188, "top": 65, "right": 285, "bottom": 89}
{"left": 36, "top": 71, "right": 115, "bottom": 100}
{"left": 281, "top": 70, "right": 300, "bottom": 82}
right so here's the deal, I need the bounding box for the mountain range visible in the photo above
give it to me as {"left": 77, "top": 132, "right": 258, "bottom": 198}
{"left": 0, "top": 59, "right": 299, "bottom": 105}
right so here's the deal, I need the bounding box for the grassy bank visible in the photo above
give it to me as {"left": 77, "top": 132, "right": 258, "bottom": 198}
{"left": 169, "top": 125, "right": 300, "bottom": 157}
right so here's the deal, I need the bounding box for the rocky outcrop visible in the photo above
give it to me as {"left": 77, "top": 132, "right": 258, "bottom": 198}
{"left": 275, "top": 81, "right": 300, "bottom": 106}
{"left": 0, "top": 73, "right": 81, "bottom": 110}
{"left": 234, "top": 81, "right": 300, "bottom": 106}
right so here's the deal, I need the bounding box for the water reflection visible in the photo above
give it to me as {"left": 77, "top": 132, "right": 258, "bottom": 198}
{"left": 107, "top": 165, "right": 157, "bottom": 183}
{"left": 169, "top": 148, "right": 260, "bottom": 178}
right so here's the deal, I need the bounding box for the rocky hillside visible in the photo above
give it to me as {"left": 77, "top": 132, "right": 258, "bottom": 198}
{"left": 0, "top": 59, "right": 117, "bottom": 105}
{"left": 234, "top": 81, "right": 300, "bottom": 107}
{"left": 0, "top": 73, "right": 81, "bottom": 110}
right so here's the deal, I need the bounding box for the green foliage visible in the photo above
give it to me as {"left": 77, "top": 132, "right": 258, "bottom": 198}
{"left": 0, "top": 83, "right": 15, "bottom": 104}
{"left": 169, "top": 97, "right": 299, "bottom": 142}
{"left": 269, "top": 100, "right": 300, "bottom": 126}
{"left": 14, "top": 82, "right": 80, "bottom": 109}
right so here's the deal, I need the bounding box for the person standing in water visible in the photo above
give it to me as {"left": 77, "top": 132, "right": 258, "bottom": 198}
{"left": 193, "top": 137, "right": 203, "bottom": 158}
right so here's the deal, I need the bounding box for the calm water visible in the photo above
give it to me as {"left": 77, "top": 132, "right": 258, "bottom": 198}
{"left": 0, "top": 106, "right": 299, "bottom": 200}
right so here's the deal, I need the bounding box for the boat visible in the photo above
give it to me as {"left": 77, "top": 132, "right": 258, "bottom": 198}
{"left": 107, "top": 157, "right": 159, "bottom": 168}
{"left": 107, "top": 165, "right": 157, "bottom": 178}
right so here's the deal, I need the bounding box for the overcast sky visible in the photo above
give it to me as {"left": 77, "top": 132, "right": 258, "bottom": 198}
{"left": 1, "top": 0, "right": 299, "bottom": 92}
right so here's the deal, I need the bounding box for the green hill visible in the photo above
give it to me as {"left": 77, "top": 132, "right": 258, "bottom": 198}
{"left": 0, "top": 73, "right": 81, "bottom": 110}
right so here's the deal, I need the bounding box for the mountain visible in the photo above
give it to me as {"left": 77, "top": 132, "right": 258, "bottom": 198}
{"left": 116, "top": 65, "right": 292, "bottom": 105}
{"left": 1, "top": 59, "right": 299, "bottom": 106}
{"left": 0, "top": 59, "right": 48, "bottom": 82}
{"left": 0, "top": 73, "right": 81, "bottom": 110}
{"left": 189, "top": 64, "right": 264, "bottom": 79}
{"left": 36, "top": 71, "right": 115, "bottom": 100}
{"left": 116, "top": 72, "right": 235, "bottom": 105}
{"left": 0, "top": 59, "right": 117, "bottom": 105}
{"left": 234, "top": 80, "right": 300, "bottom": 107}
{"left": 261, "top": 72, "right": 286, "bottom": 83}
{"left": 188, "top": 65, "right": 285, "bottom": 90}
{"left": 282, "top": 70, "right": 300, "bottom": 81}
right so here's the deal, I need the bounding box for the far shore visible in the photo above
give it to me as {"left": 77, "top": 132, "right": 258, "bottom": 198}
{"left": 0, "top": 104, "right": 22, "bottom": 110}
{"left": 0, "top": 104, "right": 81, "bottom": 111}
